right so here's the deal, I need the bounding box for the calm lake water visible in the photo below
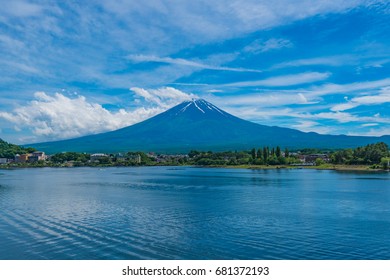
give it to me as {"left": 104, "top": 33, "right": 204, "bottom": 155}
{"left": 0, "top": 167, "right": 389, "bottom": 260}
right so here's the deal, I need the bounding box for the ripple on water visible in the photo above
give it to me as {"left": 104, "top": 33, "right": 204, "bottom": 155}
{"left": 0, "top": 167, "right": 389, "bottom": 259}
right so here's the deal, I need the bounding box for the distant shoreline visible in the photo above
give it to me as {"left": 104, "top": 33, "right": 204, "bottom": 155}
{"left": 191, "top": 164, "right": 386, "bottom": 172}
{"left": 1, "top": 164, "right": 388, "bottom": 172}
{"left": 217, "top": 164, "right": 387, "bottom": 172}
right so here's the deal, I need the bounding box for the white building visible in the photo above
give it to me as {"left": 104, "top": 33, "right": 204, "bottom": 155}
{"left": 90, "top": 153, "right": 108, "bottom": 161}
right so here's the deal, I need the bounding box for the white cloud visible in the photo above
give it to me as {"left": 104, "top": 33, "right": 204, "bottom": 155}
{"left": 331, "top": 87, "right": 390, "bottom": 111}
{"left": 308, "top": 78, "right": 390, "bottom": 97}
{"left": 130, "top": 86, "right": 197, "bottom": 108}
{"left": 352, "top": 89, "right": 390, "bottom": 104}
{"left": 212, "top": 95, "right": 389, "bottom": 125}
{"left": 220, "top": 92, "right": 317, "bottom": 107}
{"left": 0, "top": 1, "right": 44, "bottom": 17}
{"left": 0, "top": 60, "right": 40, "bottom": 74}
{"left": 127, "top": 55, "right": 262, "bottom": 73}
{"left": 271, "top": 55, "right": 357, "bottom": 69}
{"left": 0, "top": 34, "right": 25, "bottom": 49}
{"left": 0, "top": 88, "right": 196, "bottom": 142}
{"left": 221, "top": 72, "right": 331, "bottom": 88}
{"left": 348, "top": 127, "right": 390, "bottom": 137}
{"left": 101, "top": 1, "right": 373, "bottom": 44}
{"left": 361, "top": 123, "right": 379, "bottom": 127}
{"left": 330, "top": 102, "right": 357, "bottom": 112}
{"left": 216, "top": 0, "right": 374, "bottom": 38}
{"left": 213, "top": 103, "right": 390, "bottom": 136}
{"left": 312, "top": 111, "right": 390, "bottom": 124}
{"left": 243, "top": 38, "right": 293, "bottom": 54}
{"left": 291, "top": 121, "right": 332, "bottom": 134}
{"left": 271, "top": 54, "right": 390, "bottom": 73}
{"left": 363, "top": 58, "right": 390, "bottom": 68}
{"left": 0, "top": 0, "right": 384, "bottom": 95}
{"left": 221, "top": 106, "right": 298, "bottom": 120}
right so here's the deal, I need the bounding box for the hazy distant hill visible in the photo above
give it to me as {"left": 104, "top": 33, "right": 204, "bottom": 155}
{"left": 30, "top": 99, "right": 390, "bottom": 154}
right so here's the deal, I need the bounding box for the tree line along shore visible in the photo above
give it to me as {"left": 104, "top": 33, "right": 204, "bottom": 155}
{"left": 0, "top": 139, "right": 389, "bottom": 170}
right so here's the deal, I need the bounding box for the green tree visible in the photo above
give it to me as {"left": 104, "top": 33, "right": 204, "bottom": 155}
{"left": 278, "top": 156, "right": 286, "bottom": 165}
{"left": 315, "top": 158, "right": 325, "bottom": 166}
{"left": 51, "top": 152, "right": 90, "bottom": 164}
{"left": 188, "top": 150, "right": 200, "bottom": 158}
{"left": 284, "top": 148, "right": 289, "bottom": 158}
{"left": 263, "top": 147, "right": 268, "bottom": 163}
{"left": 381, "top": 157, "right": 390, "bottom": 170}
{"left": 251, "top": 148, "right": 257, "bottom": 159}
{"left": 331, "top": 149, "right": 353, "bottom": 164}
{"left": 0, "top": 139, "right": 36, "bottom": 158}
{"left": 331, "top": 142, "right": 389, "bottom": 165}
{"left": 268, "top": 155, "right": 279, "bottom": 165}
{"left": 257, "top": 148, "right": 262, "bottom": 160}
{"left": 276, "top": 146, "right": 281, "bottom": 158}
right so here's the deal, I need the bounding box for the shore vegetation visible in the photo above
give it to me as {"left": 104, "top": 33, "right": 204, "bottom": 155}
{"left": 1, "top": 139, "right": 389, "bottom": 171}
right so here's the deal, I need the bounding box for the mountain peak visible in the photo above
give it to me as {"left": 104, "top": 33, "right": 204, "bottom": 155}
{"left": 174, "top": 98, "right": 229, "bottom": 117}
{"left": 29, "top": 97, "right": 390, "bottom": 154}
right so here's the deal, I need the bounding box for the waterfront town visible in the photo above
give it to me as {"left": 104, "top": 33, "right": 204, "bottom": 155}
{"left": 0, "top": 138, "right": 389, "bottom": 169}
{"left": 0, "top": 148, "right": 329, "bottom": 167}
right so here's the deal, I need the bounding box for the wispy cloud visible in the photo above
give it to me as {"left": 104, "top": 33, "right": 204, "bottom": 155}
{"left": 243, "top": 38, "right": 293, "bottom": 54}
{"left": 219, "top": 92, "right": 317, "bottom": 107}
{"left": 0, "top": 0, "right": 44, "bottom": 17}
{"left": 271, "top": 55, "right": 357, "bottom": 69}
{"left": 215, "top": 103, "right": 390, "bottom": 136}
{"left": 0, "top": 34, "right": 25, "bottom": 50}
{"left": 130, "top": 87, "right": 197, "bottom": 108}
{"left": 0, "top": 1, "right": 389, "bottom": 142}
{"left": 347, "top": 127, "right": 390, "bottom": 137}
{"left": 308, "top": 78, "right": 390, "bottom": 97}
{"left": 102, "top": 0, "right": 373, "bottom": 44}
{"left": 127, "top": 55, "right": 262, "bottom": 73}
{"left": 0, "top": 1, "right": 384, "bottom": 92}
{"left": 220, "top": 72, "right": 331, "bottom": 88}
{"left": 291, "top": 121, "right": 332, "bottom": 135}
{"left": 307, "top": 111, "right": 390, "bottom": 125}
{"left": 361, "top": 123, "right": 379, "bottom": 127}
{"left": 1, "top": 60, "right": 40, "bottom": 74}
{"left": 222, "top": 78, "right": 390, "bottom": 102}
{"left": 271, "top": 54, "right": 390, "bottom": 73}
{"left": 331, "top": 87, "right": 390, "bottom": 111}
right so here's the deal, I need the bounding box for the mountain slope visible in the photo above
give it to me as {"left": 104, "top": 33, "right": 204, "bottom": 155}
{"left": 30, "top": 99, "right": 390, "bottom": 154}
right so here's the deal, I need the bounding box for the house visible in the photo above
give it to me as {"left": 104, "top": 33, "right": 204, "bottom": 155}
{"left": 127, "top": 154, "right": 141, "bottom": 164}
{"left": 15, "top": 153, "right": 31, "bottom": 163}
{"left": 301, "top": 154, "right": 330, "bottom": 163}
{"left": 115, "top": 153, "right": 126, "bottom": 162}
{"left": 28, "top": 151, "right": 47, "bottom": 162}
{"left": 0, "top": 158, "right": 7, "bottom": 164}
{"left": 90, "top": 153, "right": 108, "bottom": 161}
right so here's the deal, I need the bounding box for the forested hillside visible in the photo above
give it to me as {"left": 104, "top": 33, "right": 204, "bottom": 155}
{"left": 0, "top": 139, "right": 35, "bottom": 158}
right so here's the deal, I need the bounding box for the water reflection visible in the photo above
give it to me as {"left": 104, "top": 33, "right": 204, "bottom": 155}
{"left": 0, "top": 167, "right": 389, "bottom": 260}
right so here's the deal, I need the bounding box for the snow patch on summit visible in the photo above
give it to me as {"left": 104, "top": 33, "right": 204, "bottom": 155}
{"left": 178, "top": 102, "right": 192, "bottom": 114}
{"left": 193, "top": 100, "right": 205, "bottom": 113}
{"left": 175, "top": 98, "right": 228, "bottom": 117}
{"left": 209, "top": 103, "right": 226, "bottom": 116}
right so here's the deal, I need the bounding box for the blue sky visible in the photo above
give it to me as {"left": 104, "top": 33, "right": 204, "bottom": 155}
{"left": 0, "top": 0, "right": 389, "bottom": 144}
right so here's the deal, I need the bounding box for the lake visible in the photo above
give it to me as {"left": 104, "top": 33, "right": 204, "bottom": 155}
{"left": 0, "top": 167, "right": 389, "bottom": 260}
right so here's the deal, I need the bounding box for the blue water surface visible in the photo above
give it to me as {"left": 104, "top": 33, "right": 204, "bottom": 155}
{"left": 0, "top": 167, "right": 389, "bottom": 259}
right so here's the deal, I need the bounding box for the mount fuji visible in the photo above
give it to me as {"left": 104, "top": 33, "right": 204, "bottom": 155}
{"left": 30, "top": 99, "right": 390, "bottom": 154}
